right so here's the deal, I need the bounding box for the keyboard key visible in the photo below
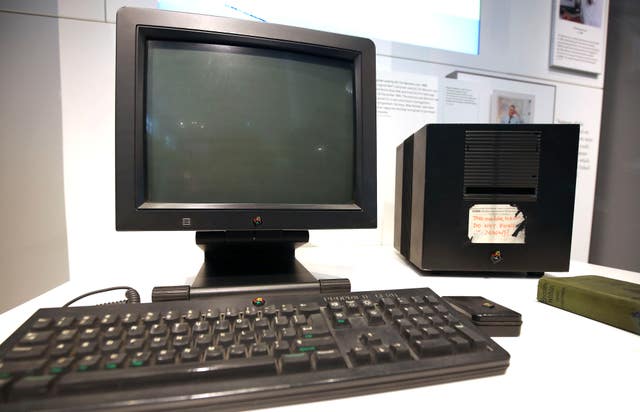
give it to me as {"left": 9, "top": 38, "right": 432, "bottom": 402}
{"left": 76, "top": 341, "right": 98, "bottom": 356}
{"left": 195, "top": 333, "right": 213, "bottom": 348}
{"left": 228, "top": 345, "right": 246, "bottom": 359}
{"left": 293, "top": 337, "right": 336, "bottom": 352}
{"left": 279, "top": 327, "right": 296, "bottom": 340}
{"left": 238, "top": 330, "right": 256, "bottom": 344}
{"left": 205, "top": 308, "right": 220, "bottom": 321}
{"left": 313, "top": 349, "right": 345, "bottom": 370}
{"left": 127, "top": 325, "right": 145, "bottom": 338}
{"left": 149, "top": 324, "right": 167, "bottom": 336}
{"left": 31, "top": 318, "right": 53, "bottom": 330}
{"left": 274, "top": 316, "right": 289, "bottom": 328}
{"left": 449, "top": 336, "right": 471, "bottom": 352}
{"left": 279, "top": 304, "right": 295, "bottom": 317}
{"left": 58, "top": 358, "right": 276, "bottom": 393}
{"left": 49, "top": 357, "right": 74, "bottom": 374}
{"left": 250, "top": 343, "right": 269, "bottom": 357}
{"left": 402, "top": 327, "right": 422, "bottom": 342}
{"left": 291, "top": 314, "right": 307, "bottom": 326}
{"left": 365, "top": 309, "right": 384, "bottom": 325}
{"left": 55, "top": 316, "right": 75, "bottom": 329}
{"left": 411, "top": 296, "right": 425, "bottom": 304}
{"left": 429, "top": 315, "right": 445, "bottom": 326}
{"left": 150, "top": 336, "right": 168, "bottom": 350}
{"left": 214, "top": 319, "right": 230, "bottom": 332}
{"left": 156, "top": 349, "right": 176, "bottom": 365}
{"left": 298, "top": 303, "right": 320, "bottom": 315}
{"left": 204, "top": 346, "right": 224, "bottom": 361}
{"left": 79, "top": 328, "right": 99, "bottom": 340}
{"left": 103, "top": 326, "right": 122, "bottom": 339}
{"left": 253, "top": 318, "right": 269, "bottom": 331}
{"left": 143, "top": 312, "right": 160, "bottom": 324}
{"left": 224, "top": 308, "right": 239, "bottom": 322}
{"left": 281, "top": 353, "right": 310, "bottom": 373}
{"left": 412, "top": 338, "right": 452, "bottom": 358}
{"left": 454, "top": 323, "right": 488, "bottom": 347}
{"left": 104, "top": 353, "right": 127, "bottom": 369}
{"left": 163, "top": 311, "right": 180, "bottom": 323}
{"left": 5, "top": 345, "right": 47, "bottom": 361}
{"left": 171, "top": 322, "right": 189, "bottom": 335}
{"left": 50, "top": 342, "right": 73, "bottom": 357}
{"left": 379, "top": 297, "right": 396, "bottom": 308}
{"left": 78, "top": 315, "right": 96, "bottom": 328}
{"left": 180, "top": 347, "right": 201, "bottom": 362}
{"left": 259, "top": 329, "right": 276, "bottom": 344}
{"left": 121, "top": 313, "right": 139, "bottom": 326}
{"left": 396, "top": 297, "right": 411, "bottom": 306}
{"left": 100, "top": 314, "right": 118, "bottom": 328}
{"left": 344, "top": 300, "right": 359, "bottom": 314}
{"left": 332, "top": 312, "right": 348, "bottom": 327}
{"left": 10, "top": 375, "right": 55, "bottom": 399}
{"left": 193, "top": 320, "right": 209, "bottom": 334}
{"left": 371, "top": 345, "right": 392, "bottom": 363}
{"left": 0, "top": 359, "right": 46, "bottom": 377}
{"left": 327, "top": 301, "right": 344, "bottom": 311}
{"left": 100, "top": 339, "right": 121, "bottom": 353}
{"left": 76, "top": 355, "right": 101, "bottom": 372}
{"left": 20, "top": 331, "right": 53, "bottom": 345}
{"left": 234, "top": 318, "right": 251, "bottom": 331}
{"left": 216, "top": 332, "right": 234, "bottom": 347}
{"left": 360, "top": 332, "right": 382, "bottom": 345}
{"left": 347, "top": 316, "right": 368, "bottom": 328}
{"left": 418, "top": 306, "right": 435, "bottom": 316}
{"left": 350, "top": 346, "right": 371, "bottom": 365}
{"left": 184, "top": 310, "right": 201, "bottom": 323}
{"left": 125, "top": 338, "right": 144, "bottom": 352}
{"left": 390, "top": 343, "right": 412, "bottom": 360}
{"left": 57, "top": 329, "right": 78, "bottom": 342}
{"left": 422, "top": 327, "right": 441, "bottom": 339}
{"left": 130, "top": 351, "right": 152, "bottom": 367}
{"left": 273, "top": 340, "right": 290, "bottom": 357}
{"left": 172, "top": 335, "right": 189, "bottom": 349}
{"left": 387, "top": 308, "right": 404, "bottom": 320}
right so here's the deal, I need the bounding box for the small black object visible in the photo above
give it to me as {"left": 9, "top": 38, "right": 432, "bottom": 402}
{"left": 443, "top": 296, "right": 522, "bottom": 337}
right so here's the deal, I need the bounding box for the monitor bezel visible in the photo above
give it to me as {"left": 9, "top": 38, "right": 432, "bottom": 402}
{"left": 115, "top": 7, "right": 377, "bottom": 231}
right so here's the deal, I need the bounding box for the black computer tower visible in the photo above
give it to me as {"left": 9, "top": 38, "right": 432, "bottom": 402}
{"left": 394, "top": 124, "right": 579, "bottom": 274}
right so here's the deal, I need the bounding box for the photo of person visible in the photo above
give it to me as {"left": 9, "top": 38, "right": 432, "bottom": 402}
{"left": 491, "top": 91, "right": 535, "bottom": 124}
{"left": 559, "top": 0, "right": 603, "bottom": 28}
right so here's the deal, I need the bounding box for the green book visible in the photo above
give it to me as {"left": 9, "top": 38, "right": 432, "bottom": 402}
{"left": 537, "top": 275, "right": 640, "bottom": 335}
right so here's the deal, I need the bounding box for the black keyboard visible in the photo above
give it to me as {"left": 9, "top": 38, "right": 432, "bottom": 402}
{"left": 0, "top": 287, "right": 510, "bottom": 411}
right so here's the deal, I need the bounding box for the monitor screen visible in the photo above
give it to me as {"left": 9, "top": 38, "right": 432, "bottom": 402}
{"left": 115, "top": 7, "right": 376, "bottom": 231}
{"left": 144, "top": 40, "right": 355, "bottom": 206}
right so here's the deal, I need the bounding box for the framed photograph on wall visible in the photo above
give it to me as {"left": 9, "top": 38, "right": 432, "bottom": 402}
{"left": 550, "top": 0, "right": 608, "bottom": 74}
{"left": 490, "top": 91, "right": 535, "bottom": 124}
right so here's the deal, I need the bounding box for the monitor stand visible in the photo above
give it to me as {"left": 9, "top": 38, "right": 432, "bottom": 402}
{"left": 151, "top": 230, "right": 351, "bottom": 302}
{"left": 192, "top": 230, "right": 315, "bottom": 287}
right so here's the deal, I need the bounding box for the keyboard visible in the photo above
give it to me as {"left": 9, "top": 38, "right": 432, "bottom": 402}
{"left": 0, "top": 287, "right": 510, "bottom": 411}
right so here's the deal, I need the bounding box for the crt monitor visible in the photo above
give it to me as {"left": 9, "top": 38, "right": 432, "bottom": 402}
{"left": 114, "top": 8, "right": 377, "bottom": 287}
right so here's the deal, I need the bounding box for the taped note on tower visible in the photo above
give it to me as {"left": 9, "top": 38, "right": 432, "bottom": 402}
{"left": 468, "top": 204, "right": 525, "bottom": 244}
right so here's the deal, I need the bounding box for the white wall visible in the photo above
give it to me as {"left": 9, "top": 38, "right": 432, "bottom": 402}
{"left": 0, "top": 1, "right": 609, "bottom": 287}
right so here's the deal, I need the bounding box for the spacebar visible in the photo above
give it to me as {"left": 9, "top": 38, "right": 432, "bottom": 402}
{"left": 58, "top": 358, "right": 276, "bottom": 393}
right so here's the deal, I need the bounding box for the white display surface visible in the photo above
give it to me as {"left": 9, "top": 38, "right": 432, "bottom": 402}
{"left": 1, "top": 245, "right": 638, "bottom": 411}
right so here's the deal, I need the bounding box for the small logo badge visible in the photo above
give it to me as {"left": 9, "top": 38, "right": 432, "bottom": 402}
{"left": 252, "top": 297, "right": 266, "bottom": 307}
{"left": 490, "top": 250, "right": 503, "bottom": 264}
{"left": 252, "top": 216, "right": 263, "bottom": 226}
{"left": 181, "top": 217, "right": 191, "bottom": 227}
